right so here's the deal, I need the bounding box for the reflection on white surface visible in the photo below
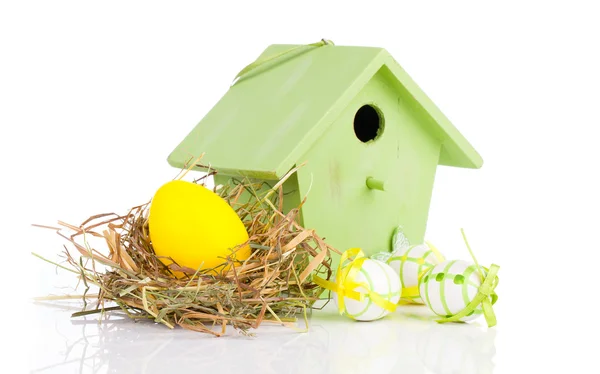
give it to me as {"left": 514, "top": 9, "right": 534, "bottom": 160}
{"left": 29, "top": 302, "right": 496, "bottom": 374}
{"left": 416, "top": 320, "right": 496, "bottom": 374}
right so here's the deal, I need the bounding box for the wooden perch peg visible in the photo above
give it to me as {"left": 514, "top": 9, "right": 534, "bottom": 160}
{"left": 366, "top": 177, "right": 385, "bottom": 191}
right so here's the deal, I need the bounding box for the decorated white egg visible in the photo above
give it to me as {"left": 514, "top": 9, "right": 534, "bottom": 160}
{"left": 333, "top": 259, "right": 401, "bottom": 321}
{"left": 419, "top": 260, "right": 486, "bottom": 322}
{"left": 387, "top": 243, "right": 444, "bottom": 304}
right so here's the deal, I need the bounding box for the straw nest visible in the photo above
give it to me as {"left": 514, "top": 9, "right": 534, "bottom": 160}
{"left": 35, "top": 163, "right": 338, "bottom": 336}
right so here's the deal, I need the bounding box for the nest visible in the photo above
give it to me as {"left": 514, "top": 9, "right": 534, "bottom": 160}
{"left": 35, "top": 164, "right": 338, "bottom": 336}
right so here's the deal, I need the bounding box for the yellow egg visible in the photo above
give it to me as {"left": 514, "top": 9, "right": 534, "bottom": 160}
{"left": 148, "top": 180, "right": 250, "bottom": 273}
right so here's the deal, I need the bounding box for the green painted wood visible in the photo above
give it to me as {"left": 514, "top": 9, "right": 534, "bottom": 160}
{"left": 168, "top": 44, "right": 382, "bottom": 179}
{"left": 167, "top": 42, "right": 483, "bottom": 265}
{"left": 211, "top": 65, "right": 442, "bottom": 268}
{"left": 295, "top": 66, "right": 441, "bottom": 265}
{"left": 167, "top": 43, "right": 482, "bottom": 179}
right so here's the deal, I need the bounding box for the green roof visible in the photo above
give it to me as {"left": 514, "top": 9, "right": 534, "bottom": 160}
{"left": 168, "top": 43, "right": 483, "bottom": 179}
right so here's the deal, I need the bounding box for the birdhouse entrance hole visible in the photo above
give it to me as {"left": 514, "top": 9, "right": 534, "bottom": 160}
{"left": 354, "top": 104, "right": 383, "bottom": 143}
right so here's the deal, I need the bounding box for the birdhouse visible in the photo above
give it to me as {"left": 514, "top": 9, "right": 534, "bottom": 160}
{"left": 167, "top": 41, "right": 482, "bottom": 258}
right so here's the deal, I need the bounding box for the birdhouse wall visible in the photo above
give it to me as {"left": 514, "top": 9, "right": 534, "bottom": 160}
{"left": 295, "top": 66, "right": 442, "bottom": 258}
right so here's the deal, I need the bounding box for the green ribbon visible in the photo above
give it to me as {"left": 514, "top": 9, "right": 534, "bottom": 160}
{"left": 231, "top": 39, "right": 334, "bottom": 86}
{"left": 436, "top": 263, "right": 500, "bottom": 327}
{"left": 435, "top": 229, "right": 499, "bottom": 328}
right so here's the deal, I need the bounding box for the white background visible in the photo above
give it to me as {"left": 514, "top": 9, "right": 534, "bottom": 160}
{"left": 2, "top": 1, "right": 599, "bottom": 373}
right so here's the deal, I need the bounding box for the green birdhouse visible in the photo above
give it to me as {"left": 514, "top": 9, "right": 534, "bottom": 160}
{"left": 167, "top": 41, "right": 482, "bottom": 259}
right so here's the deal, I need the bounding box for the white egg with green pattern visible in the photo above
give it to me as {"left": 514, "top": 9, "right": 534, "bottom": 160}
{"left": 333, "top": 259, "right": 401, "bottom": 321}
{"left": 387, "top": 243, "right": 443, "bottom": 304}
{"left": 419, "top": 260, "right": 486, "bottom": 322}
